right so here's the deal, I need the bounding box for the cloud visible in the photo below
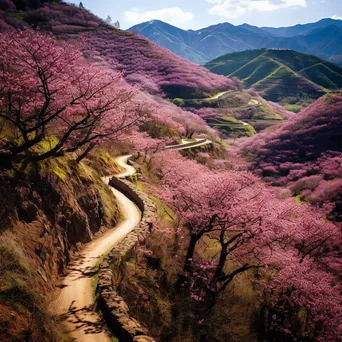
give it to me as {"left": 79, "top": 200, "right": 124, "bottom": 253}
{"left": 206, "top": 0, "right": 307, "bottom": 19}
{"left": 332, "top": 15, "right": 342, "bottom": 21}
{"left": 124, "top": 7, "right": 194, "bottom": 28}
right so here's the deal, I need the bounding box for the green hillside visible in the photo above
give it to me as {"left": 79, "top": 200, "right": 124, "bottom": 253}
{"left": 205, "top": 49, "right": 342, "bottom": 106}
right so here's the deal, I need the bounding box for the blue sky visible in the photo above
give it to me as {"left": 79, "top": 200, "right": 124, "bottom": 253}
{"left": 71, "top": 0, "right": 342, "bottom": 30}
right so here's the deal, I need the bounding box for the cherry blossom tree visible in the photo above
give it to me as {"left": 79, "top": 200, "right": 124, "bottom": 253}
{"left": 120, "top": 129, "right": 174, "bottom": 164}
{"left": 263, "top": 252, "right": 342, "bottom": 341}
{"left": 151, "top": 152, "right": 341, "bottom": 324}
{"left": 0, "top": 30, "right": 150, "bottom": 166}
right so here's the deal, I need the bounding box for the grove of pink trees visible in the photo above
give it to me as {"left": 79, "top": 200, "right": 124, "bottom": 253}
{"left": 81, "top": 30, "right": 235, "bottom": 99}
{"left": 0, "top": 30, "right": 153, "bottom": 165}
{"left": 148, "top": 150, "right": 342, "bottom": 341}
{"left": 240, "top": 95, "right": 342, "bottom": 220}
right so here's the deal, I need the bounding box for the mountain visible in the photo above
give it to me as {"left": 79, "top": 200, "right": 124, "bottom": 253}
{"left": 129, "top": 20, "right": 275, "bottom": 64}
{"left": 205, "top": 49, "right": 342, "bottom": 103}
{"left": 262, "top": 18, "right": 342, "bottom": 37}
{"left": 129, "top": 19, "right": 342, "bottom": 65}
{"left": 129, "top": 20, "right": 207, "bottom": 64}
{"left": 265, "top": 25, "right": 342, "bottom": 65}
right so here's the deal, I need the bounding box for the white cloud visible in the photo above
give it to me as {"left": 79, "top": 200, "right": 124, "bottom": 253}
{"left": 206, "top": 0, "right": 307, "bottom": 19}
{"left": 332, "top": 15, "right": 342, "bottom": 21}
{"left": 124, "top": 7, "right": 194, "bottom": 28}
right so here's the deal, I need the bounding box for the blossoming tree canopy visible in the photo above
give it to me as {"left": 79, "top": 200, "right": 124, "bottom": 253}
{"left": 0, "top": 30, "right": 151, "bottom": 165}
{"left": 149, "top": 151, "right": 342, "bottom": 340}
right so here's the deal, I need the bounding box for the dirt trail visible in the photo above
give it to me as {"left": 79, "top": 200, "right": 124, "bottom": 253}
{"left": 53, "top": 145, "right": 210, "bottom": 341}
{"left": 165, "top": 138, "right": 212, "bottom": 150}
{"left": 52, "top": 155, "right": 140, "bottom": 342}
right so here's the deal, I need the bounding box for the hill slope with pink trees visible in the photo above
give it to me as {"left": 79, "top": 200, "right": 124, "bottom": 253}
{"left": 0, "top": 1, "right": 235, "bottom": 99}
{"left": 242, "top": 94, "right": 342, "bottom": 220}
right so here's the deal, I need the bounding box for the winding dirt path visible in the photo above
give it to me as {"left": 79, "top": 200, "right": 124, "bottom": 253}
{"left": 53, "top": 142, "right": 212, "bottom": 341}
{"left": 165, "top": 138, "right": 212, "bottom": 150}
{"left": 53, "top": 155, "right": 140, "bottom": 342}
{"left": 208, "top": 90, "right": 230, "bottom": 100}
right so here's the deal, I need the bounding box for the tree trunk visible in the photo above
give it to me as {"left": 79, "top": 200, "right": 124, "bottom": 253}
{"left": 76, "top": 143, "right": 95, "bottom": 163}
{"left": 212, "top": 247, "right": 228, "bottom": 283}
{"left": 183, "top": 233, "right": 201, "bottom": 272}
{"left": 175, "top": 233, "right": 202, "bottom": 292}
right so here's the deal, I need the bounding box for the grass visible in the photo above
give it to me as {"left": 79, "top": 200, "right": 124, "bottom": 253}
{"left": 182, "top": 138, "right": 198, "bottom": 143}
{"left": 207, "top": 115, "right": 256, "bottom": 137}
{"left": 90, "top": 249, "right": 114, "bottom": 296}
{"left": 129, "top": 174, "right": 143, "bottom": 191}
{"left": 284, "top": 104, "right": 303, "bottom": 113}
{"left": 86, "top": 148, "right": 123, "bottom": 176}
{"left": 75, "top": 155, "right": 120, "bottom": 223}
{"left": 40, "top": 156, "right": 72, "bottom": 181}
{"left": 205, "top": 49, "right": 339, "bottom": 103}
{"left": 149, "top": 195, "right": 177, "bottom": 224}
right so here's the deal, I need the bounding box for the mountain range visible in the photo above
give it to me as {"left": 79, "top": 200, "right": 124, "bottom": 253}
{"left": 205, "top": 49, "right": 342, "bottom": 103}
{"left": 129, "top": 18, "right": 342, "bottom": 65}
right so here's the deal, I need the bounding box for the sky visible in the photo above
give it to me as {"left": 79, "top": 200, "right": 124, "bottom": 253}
{"left": 71, "top": 0, "right": 342, "bottom": 30}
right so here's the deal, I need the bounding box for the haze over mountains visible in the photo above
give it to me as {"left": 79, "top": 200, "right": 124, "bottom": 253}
{"left": 129, "top": 18, "right": 342, "bottom": 65}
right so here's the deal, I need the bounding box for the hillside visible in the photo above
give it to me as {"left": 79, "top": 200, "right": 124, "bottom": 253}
{"left": 129, "top": 19, "right": 342, "bottom": 65}
{"left": 0, "top": 2, "right": 234, "bottom": 99}
{"left": 175, "top": 90, "right": 291, "bottom": 136}
{"left": 241, "top": 94, "right": 342, "bottom": 220}
{"left": 1, "top": 1, "right": 291, "bottom": 138}
{"left": 205, "top": 49, "right": 342, "bottom": 105}
{"left": 0, "top": 1, "right": 292, "bottom": 138}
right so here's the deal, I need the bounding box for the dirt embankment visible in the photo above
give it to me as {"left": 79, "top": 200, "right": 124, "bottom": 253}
{"left": 0, "top": 157, "right": 120, "bottom": 342}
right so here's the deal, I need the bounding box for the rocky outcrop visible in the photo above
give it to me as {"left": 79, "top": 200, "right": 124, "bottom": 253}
{"left": 0, "top": 160, "right": 121, "bottom": 342}
{"left": 97, "top": 177, "right": 157, "bottom": 342}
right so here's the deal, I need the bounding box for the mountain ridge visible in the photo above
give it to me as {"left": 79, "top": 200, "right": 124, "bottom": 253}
{"left": 129, "top": 18, "right": 342, "bottom": 65}
{"left": 262, "top": 18, "right": 342, "bottom": 37}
